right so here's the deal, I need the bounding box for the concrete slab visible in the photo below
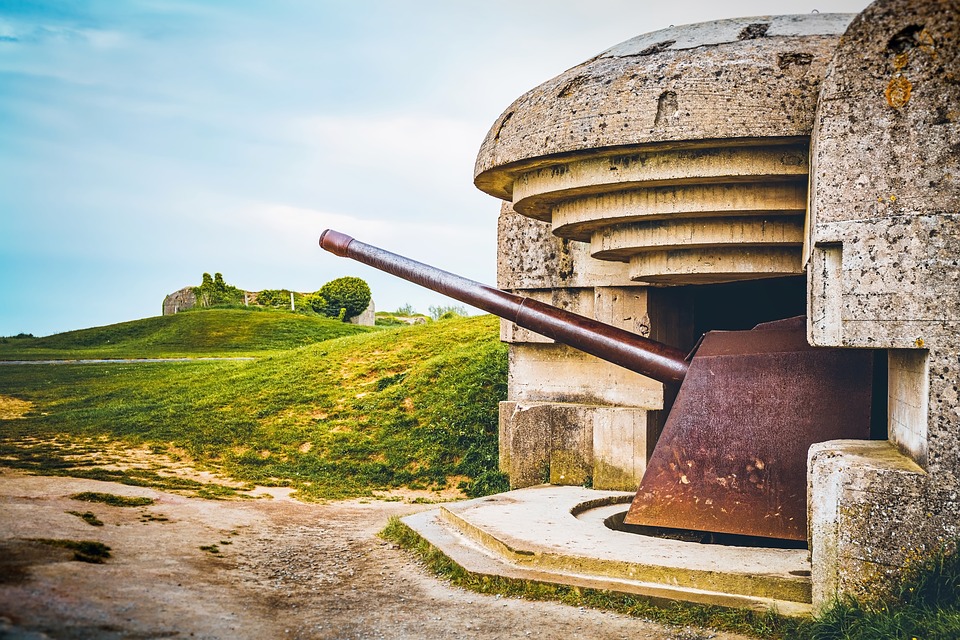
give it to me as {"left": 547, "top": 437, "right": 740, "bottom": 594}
{"left": 402, "top": 485, "right": 812, "bottom": 616}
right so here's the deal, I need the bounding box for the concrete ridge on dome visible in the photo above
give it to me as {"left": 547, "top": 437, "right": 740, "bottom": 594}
{"left": 600, "top": 13, "right": 855, "bottom": 58}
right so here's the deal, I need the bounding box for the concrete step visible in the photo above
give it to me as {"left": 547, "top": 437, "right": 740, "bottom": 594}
{"left": 401, "top": 485, "right": 812, "bottom": 616}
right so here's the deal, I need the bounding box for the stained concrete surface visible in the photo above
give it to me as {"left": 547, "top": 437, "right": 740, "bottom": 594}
{"left": 404, "top": 486, "right": 811, "bottom": 616}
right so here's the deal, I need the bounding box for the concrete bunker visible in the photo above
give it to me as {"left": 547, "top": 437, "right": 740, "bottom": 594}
{"left": 477, "top": 2, "right": 959, "bottom": 610}
{"left": 479, "top": 1, "right": 959, "bottom": 611}
{"left": 482, "top": 13, "right": 859, "bottom": 501}
{"left": 323, "top": 1, "right": 960, "bottom": 615}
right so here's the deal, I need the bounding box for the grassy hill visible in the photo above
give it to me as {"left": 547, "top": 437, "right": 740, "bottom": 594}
{"left": 4, "top": 311, "right": 959, "bottom": 640}
{"left": 0, "top": 309, "right": 373, "bottom": 359}
{"left": 0, "top": 314, "right": 507, "bottom": 500}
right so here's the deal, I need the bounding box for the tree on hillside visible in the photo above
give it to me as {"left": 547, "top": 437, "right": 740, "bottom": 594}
{"left": 256, "top": 289, "right": 293, "bottom": 309}
{"left": 316, "top": 277, "right": 371, "bottom": 321}
{"left": 194, "top": 272, "right": 244, "bottom": 307}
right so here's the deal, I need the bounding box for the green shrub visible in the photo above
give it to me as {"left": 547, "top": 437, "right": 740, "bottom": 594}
{"left": 318, "top": 277, "right": 371, "bottom": 320}
{"left": 429, "top": 304, "right": 467, "bottom": 321}
{"left": 193, "top": 272, "right": 244, "bottom": 307}
{"left": 375, "top": 315, "right": 405, "bottom": 327}
{"left": 256, "top": 289, "right": 294, "bottom": 308}
{"left": 301, "top": 292, "right": 327, "bottom": 314}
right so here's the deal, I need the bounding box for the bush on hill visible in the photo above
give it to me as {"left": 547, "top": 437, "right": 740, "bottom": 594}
{"left": 193, "top": 272, "right": 244, "bottom": 308}
{"left": 429, "top": 304, "right": 467, "bottom": 321}
{"left": 317, "top": 276, "right": 371, "bottom": 320}
{"left": 255, "top": 289, "right": 306, "bottom": 309}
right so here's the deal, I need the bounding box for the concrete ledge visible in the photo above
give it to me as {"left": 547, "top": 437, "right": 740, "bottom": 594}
{"left": 401, "top": 485, "right": 813, "bottom": 616}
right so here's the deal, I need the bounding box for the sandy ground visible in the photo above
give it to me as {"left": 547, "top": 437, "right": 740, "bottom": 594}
{"left": 0, "top": 468, "right": 752, "bottom": 640}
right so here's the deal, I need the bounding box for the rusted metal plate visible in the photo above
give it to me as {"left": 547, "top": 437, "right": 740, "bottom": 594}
{"left": 624, "top": 323, "right": 873, "bottom": 540}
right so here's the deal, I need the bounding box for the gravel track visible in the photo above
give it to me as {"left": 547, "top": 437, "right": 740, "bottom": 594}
{"left": 0, "top": 468, "right": 750, "bottom": 640}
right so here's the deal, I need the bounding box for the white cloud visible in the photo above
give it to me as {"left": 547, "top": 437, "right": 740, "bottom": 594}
{"left": 229, "top": 201, "right": 489, "bottom": 263}
{"left": 294, "top": 114, "right": 479, "bottom": 163}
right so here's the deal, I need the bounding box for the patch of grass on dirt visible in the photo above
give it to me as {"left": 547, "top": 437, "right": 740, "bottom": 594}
{"left": 0, "top": 315, "right": 508, "bottom": 500}
{"left": 380, "top": 517, "right": 809, "bottom": 639}
{"left": 66, "top": 510, "right": 104, "bottom": 526}
{"left": 31, "top": 539, "right": 112, "bottom": 563}
{"left": 0, "top": 437, "right": 250, "bottom": 498}
{"left": 199, "top": 544, "right": 222, "bottom": 556}
{"left": 70, "top": 491, "right": 155, "bottom": 507}
{"left": 140, "top": 512, "right": 169, "bottom": 523}
{"left": 65, "top": 468, "right": 246, "bottom": 498}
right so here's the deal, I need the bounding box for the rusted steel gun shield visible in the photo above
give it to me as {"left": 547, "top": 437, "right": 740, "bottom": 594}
{"left": 625, "top": 321, "right": 873, "bottom": 541}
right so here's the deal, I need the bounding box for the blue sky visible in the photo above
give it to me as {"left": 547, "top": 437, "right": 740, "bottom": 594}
{"left": 0, "top": 0, "right": 870, "bottom": 336}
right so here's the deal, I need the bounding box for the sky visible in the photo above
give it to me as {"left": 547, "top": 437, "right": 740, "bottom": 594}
{"left": 0, "top": 0, "right": 871, "bottom": 337}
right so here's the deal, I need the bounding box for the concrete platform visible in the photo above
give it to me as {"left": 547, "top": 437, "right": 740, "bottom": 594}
{"left": 402, "top": 485, "right": 813, "bottom": 616}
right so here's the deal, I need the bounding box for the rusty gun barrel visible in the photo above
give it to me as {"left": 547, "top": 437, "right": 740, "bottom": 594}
{"left": 319, "top": 229, "right": 689, "bottom": 385}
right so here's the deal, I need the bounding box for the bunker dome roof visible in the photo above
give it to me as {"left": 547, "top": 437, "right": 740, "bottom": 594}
{"left": 474, "top": 13, "right": 855, "bottom": 200}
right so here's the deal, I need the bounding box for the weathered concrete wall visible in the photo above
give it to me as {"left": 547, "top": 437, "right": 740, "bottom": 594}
{"left": 808, "top": 440, "right": 960, "bottom": 607}
{"left": 496, "top": 203, "right": 684, "bottom": 490}
{"left": 162, "top": 287, "right": 196, "bottom": 315}
{"left": 476, "top": 14, "right": 853, "bottom": 197}
{"left": 479, "top": 0, "right": 960, "bottom": 613}
{"left": 348, "top": 300, "right": 376, "bottom": 326}
{"left": 488, "top": 17, "right": 849, "bottom": 489}
{"left": 499, "top": 401, "right": 662, "bottom": 491}
{"left": 497, "top": 201, "right": 633, "bottom": 290}
{"left": 806, "top": 0, "right": 960, "bottom": 609}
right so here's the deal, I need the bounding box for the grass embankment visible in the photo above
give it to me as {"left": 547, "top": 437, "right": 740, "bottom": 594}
{"left": 0, "top": 314, "right": 507, "bottom": 500}
{"left": 0, "top": 308, "right": 372, "bottom": 359}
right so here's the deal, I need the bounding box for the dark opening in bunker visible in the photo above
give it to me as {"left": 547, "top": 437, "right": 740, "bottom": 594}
{"left": 604, "top": 509, "right": 808, "bottom": 550}
{"left": 672, "top": 275, "right": 888, "bottom": 440}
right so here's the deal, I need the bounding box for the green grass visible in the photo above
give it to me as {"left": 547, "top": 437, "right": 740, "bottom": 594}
{"left": 0, "top": 315, "right": 508, "bottom": 500}
{"left": 66, "top": 510, "right": 104, "bottom": 526}
{"left": 70, "top": 492, "right": 155, "bottom": 507}
{"left": 3, "top": 306, "right": 958, "bottom": 635}
{"left": 0, "top": 308, "right": 373, "bottom": 359}
{"left": 806, "top": 540, "right": 960, "bottom": 640}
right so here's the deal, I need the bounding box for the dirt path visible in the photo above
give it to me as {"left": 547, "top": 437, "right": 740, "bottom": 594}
{"left": 0, "top": 468, "right": 750, "bottom": 640}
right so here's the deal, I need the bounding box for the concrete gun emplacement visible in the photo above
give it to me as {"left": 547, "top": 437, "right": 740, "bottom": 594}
{"left": 320, "top": 229, "right": 874, "bottom": 542}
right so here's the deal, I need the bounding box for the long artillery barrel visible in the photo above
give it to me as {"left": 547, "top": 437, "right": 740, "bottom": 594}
{"left": 319, "top": 229, "right": 689, "bottom": 385}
